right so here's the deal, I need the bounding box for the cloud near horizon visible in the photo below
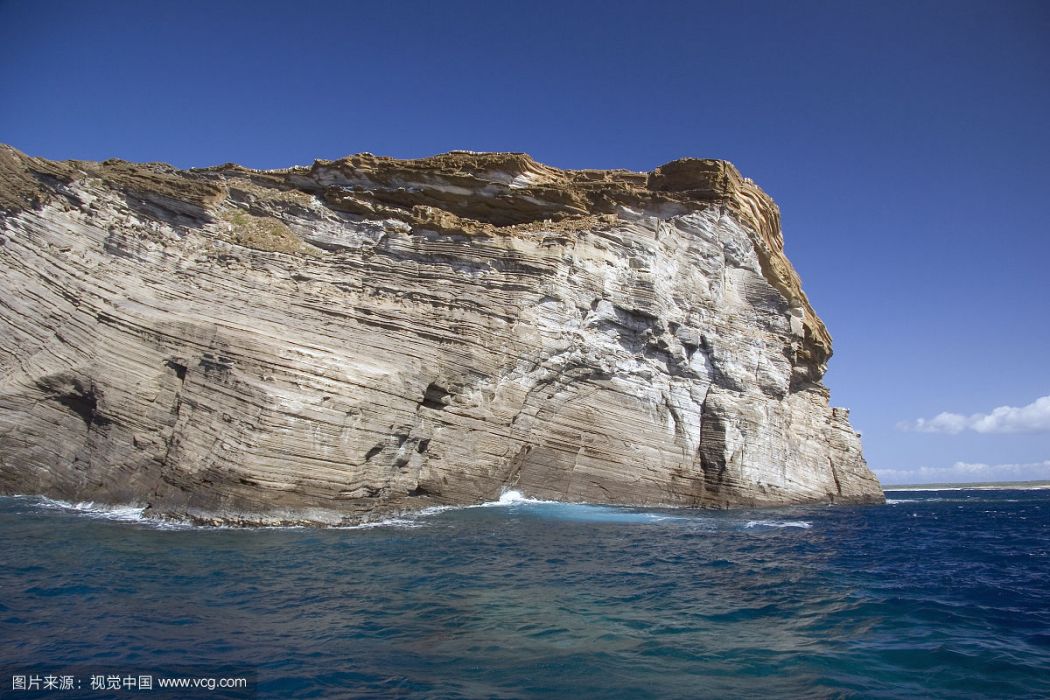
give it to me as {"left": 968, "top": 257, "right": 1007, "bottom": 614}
{"left": 898, "top": 394, "right": 1050, "bottom": 434}
{"left": 875, "top": 459, "right": 1050, "bottom": 486}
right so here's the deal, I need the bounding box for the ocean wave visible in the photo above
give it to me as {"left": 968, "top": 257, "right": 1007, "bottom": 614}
{"left": 744, "top": 519, "right": 812, "bottom": 529}
{"left": 9, "top": 491, "right": 786, "bottom": 530}
{"left": 5, "top": 488, "right": 1048, "bottom": 697}
{"left": 467, "top": 490, "right": 687, "bottom": 524}
{"left": 335, "top": 491, "right": 572, "bottom": 528}
{"left": 884, "top": 497, "right": 949, "bottom": 504}
{"left": 19, "top": 496, "right": 189, "bottom": 529}
{"left": 335, "top": 517, "right": 424, "bottom": 530}
{"left": 483, "top": 489, "right": 564, "bottom": 507}
{"left": 10, "top": 495, "right": 437, "bottom": 531}
{"left": 885, "top": 496, "right": 1022, "bottom": 505}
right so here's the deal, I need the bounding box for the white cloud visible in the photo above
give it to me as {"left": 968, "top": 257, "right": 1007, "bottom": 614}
{"left": 875, "top": 459, "right": 1050, "bottom": 486}
{"left": 898, "top": 394, "right": 1050, "bottom": 434}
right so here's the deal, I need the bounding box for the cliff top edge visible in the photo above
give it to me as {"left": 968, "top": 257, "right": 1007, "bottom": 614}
{"left": 0, "top": 143, "right": 831, "bottom": 368}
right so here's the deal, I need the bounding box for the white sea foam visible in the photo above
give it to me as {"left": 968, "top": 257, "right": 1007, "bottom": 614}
{"left": 488, "top": 489, "right": 560, "bottom": 506}
{"left": 17, "top": 495, "right": 425, "bottom": 531}
{"left": 9, "top": 490, "right": 713, "bottom": 530}
{"left": 336, "top": 517, "right": 424, "bottom": 530}
{"left": 745, "top": 520, "right": 812, "bottom": 529}
{"left": 330, "top": 491, "right": 550, "bottom": 528}
{"left": 22, "top": 496, "right": 191, "bottom": 529}
{"left": 415, "top": 504, "right": 458, "bottom": 516}
{"left": 459, "top": 489, "right": 685, "bottom": 524}
{"left": 34, "top": 496, "right": 145, "bottom": 520}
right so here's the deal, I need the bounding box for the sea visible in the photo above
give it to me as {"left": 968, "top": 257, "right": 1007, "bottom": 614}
{"left": 0, "top": 488, "right": 1047, "bottom": 699}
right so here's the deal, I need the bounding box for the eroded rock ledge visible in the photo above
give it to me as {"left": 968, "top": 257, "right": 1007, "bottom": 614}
{"left": 0, "top": 145, "right": 883, "bottom": 525}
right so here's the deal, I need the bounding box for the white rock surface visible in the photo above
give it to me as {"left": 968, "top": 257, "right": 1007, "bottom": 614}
{"left": 0, "top": 147, "right": 883, "bottom": 525}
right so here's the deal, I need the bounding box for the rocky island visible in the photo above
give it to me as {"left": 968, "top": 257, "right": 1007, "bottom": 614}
{"left": 0, "top": 146, "right": 884, "bottom": 525}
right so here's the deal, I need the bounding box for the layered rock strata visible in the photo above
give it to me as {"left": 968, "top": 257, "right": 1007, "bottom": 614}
{"left": 0, "top": 145, "right": 883, "bottom": 525}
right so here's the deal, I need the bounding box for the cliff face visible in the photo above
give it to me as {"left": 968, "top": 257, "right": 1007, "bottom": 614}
{"left": 0, "top": 145, "right": 883, "bottom": 525}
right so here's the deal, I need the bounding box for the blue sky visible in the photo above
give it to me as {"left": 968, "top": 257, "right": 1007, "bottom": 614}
{"left": 2, "top": 0, "right": 1047, "bottom": 484}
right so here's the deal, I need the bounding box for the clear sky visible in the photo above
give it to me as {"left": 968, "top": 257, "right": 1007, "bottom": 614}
{"left": 2, "top": 0, "right": 1048, "bottom": 485}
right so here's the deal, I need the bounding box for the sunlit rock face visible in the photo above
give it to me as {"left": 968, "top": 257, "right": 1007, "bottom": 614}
{"left": 0, "top": 146, "right": 883, "bottom": 525}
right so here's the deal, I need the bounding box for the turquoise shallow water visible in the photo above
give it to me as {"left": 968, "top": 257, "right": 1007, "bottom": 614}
{"left": 1, "top": 489, "right": 1048, "bottom": 699}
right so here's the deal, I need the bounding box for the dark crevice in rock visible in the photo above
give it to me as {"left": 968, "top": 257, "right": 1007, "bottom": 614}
{"left": 56, "top": 388, "right": 111, "bottom": 430}
{"left": 198, "top": 353, "right": 234, "bottom": 377}
{"left": 505, "top": 444, "right": 532, "bottom": 488}
{"left": 35, "top": 377, "right": 111, "bottom": 431}
{"left": 165, "top": 359, "right": 188, "bottom": 382}
{"left": 364, "top": 444, "right": 383, "bottom": 461}
{"left": 697, "top": 394, "right": 728, "bottom": 505}
{"left": 159, "top": 390, "right": 184, "bottom": 470}
{"left": 829, "top": 457, "right": 843, "bottom": 498}
{"left": 421, "top": 383, "right": 451, "bottom": 410}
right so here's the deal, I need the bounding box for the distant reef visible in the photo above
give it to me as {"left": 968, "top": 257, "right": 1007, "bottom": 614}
{"left": 0, "top": 145, "right": 884, "bottom": 525}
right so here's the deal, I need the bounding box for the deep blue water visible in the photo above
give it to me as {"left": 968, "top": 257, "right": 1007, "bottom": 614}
{"left": 1, "top": 489, "right": 1048, "bottom": 699}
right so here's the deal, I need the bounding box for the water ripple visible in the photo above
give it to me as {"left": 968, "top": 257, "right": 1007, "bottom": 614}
{"left": 0, "top": 489, "right": 1048, "bottom": 698}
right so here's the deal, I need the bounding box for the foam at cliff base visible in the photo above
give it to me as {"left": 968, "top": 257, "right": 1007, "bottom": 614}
{"left": 490, "top": 489, "right": 558, "bottom": 506}
{"left": 20, "top": 496, "right": 189, "bottom": 529}
{"left": 10, "top": 493, "right": 811, "bottom": 531}
{"left": 477, "top": 490, "right": 685, "bottom": 524}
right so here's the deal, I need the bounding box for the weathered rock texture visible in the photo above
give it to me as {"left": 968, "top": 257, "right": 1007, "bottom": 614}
{"left": 0, "top": 145, "right": 883, "bottom": 525}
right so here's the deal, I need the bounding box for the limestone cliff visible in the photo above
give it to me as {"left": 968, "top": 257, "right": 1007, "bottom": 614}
{"left": 0, "top": 145, "right": 883, "bottom": 525}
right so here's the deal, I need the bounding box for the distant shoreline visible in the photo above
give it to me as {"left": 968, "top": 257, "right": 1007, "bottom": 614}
{"left": 883, "top": 480, "right": 1050, "bottom": 491}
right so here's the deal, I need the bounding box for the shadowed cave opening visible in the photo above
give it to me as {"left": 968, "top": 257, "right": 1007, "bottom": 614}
{"left": 421, "top": 383, "right": 451, "bottom": 410}
{"left": 165, "top": 359, "right": 188, "bottom": 381}
{"left": 55, "top": 385, "right": 111, "bottom": 430}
